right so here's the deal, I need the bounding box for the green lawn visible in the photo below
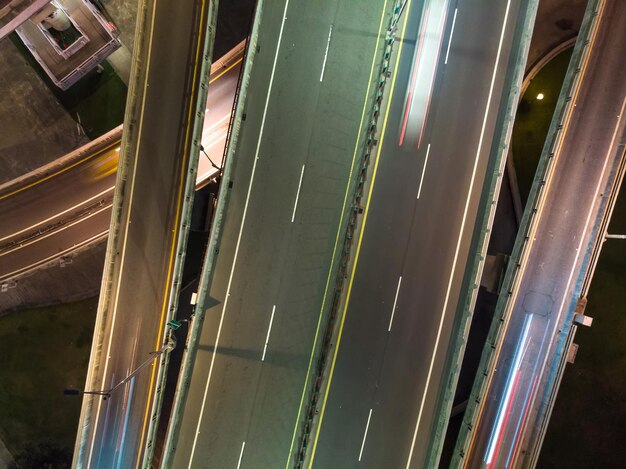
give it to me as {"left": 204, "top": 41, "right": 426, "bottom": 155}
{"left": 512, "top": 48, "right": 573, "bottom": 205}
{"left": 0, "top": 298, "right": 98, "bottom": 464}
{"left": 56, "top": 60, "right": 127, "bottom": 139}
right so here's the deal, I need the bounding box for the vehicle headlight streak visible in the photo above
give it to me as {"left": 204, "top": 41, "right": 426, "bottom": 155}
{"left": 485, "top": 313, "right": 533, "bottom": 466}
{"left": 398, "top": 0, "right": 449, "bottom": 149}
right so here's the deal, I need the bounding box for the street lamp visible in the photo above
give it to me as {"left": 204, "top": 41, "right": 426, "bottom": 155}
{"left": 200, "top": 145, "right": 221, "bottom": 171}
{"left": 64, "top": 338, "right": 176, "bottom": 400}
{"left": 63, "top": 388, "right": 111, "bottom": 399}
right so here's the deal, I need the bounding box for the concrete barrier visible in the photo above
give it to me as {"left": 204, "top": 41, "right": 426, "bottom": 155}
{"left": 159, "top": 2, "right": 263, "bottom": 466}
{"left": 450, "top": 1, "right": 603, "bottom": 465}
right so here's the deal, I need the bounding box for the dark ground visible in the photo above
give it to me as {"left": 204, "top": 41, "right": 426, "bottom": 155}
{"left": 512, "top": 48, "right": 573, "bottom": 205}
{"left": 442, "top": 38, "right": 626, "bottom": 469}
{"left": 0, "top": 298, "right": 98, "bottom": 464}
{"left": 0, "top": 1, "right": 256, "bottom": 467}
{"left": 4, "top": 1, "right": 624, "bottom": 467}
{"left": 537, "top": 185, "right": 626, "bottom": 468}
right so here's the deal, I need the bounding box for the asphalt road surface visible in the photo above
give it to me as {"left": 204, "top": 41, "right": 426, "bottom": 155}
{"left": 0, "top": 48, "right": 242, "bottom": 283}
{"left": 71, "top": 0, "right": 216, "bottom": 467}
{"left": 169, "top": 1, "right": 397, "bottom": 467}
{"left": 307, "top": 0, "right": 533, "bottom": 468}
{"left": 463, "top": 1, "right": 626, "bottom": 467}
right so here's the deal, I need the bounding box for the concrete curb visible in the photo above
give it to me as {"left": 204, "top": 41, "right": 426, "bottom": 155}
{"left": 451, "top": 1, "right": 603, "bottom": 464}
{"left": 0, "top": 125, "right": 122, "bottom": 198}
{"left": 522, "top": 36, "right": 576, "bottom": 95}
{"left": 158, "top": 3, "right": 262, "bottom": 466}
{"left": 428, "top": 0, "right": 541, "bottom": 465}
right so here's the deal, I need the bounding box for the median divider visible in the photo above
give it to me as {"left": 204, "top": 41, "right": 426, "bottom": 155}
{"left": 290, "top": 2, "right": 407, "bottom": 466}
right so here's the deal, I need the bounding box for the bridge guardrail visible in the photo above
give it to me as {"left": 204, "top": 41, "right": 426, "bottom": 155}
{"left": 159, "top": 1, "right": 264, "bottom": 466}
{"left": 527, "top": 103, "right": 626, "bottom": 468}
{"left": 71, "top": 0, "right": 157, "bottom": 464}
{"left": 450, "top": 1, "right": 603, "bottom": 466}
{"left": 423, "top": 1, "right": 541, "bottom": 465}
{"left": 141, "top": 0, "right": 219, "bottom": 466}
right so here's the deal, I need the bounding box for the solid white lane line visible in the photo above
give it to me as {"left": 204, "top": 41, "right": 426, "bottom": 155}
{"left": 444, "top": 8, "right": 458, "bottom": 65}
{"left": 388, "top": 276, "right": 403, "bottom": 332}
{"left": 188, "top": 2, "right": 291, "bottom": 467}
{"left": 291, "top": 164, "right": 306, "bottom": 223}
{"left": 203, "top": 132, "right": 228, "bottom": 150}
{"left": 87, "top": 0, "right": 160, "bottom": 463}
{"left": 236, "top": 441, "right": 246, "bottom": 469}
{"left": 358, "top": 409, "right": 373, "bottom": 462}
{"left": 203, "top": 113, "right": 231, "bottom": 134}
{"left": 535, "top": 96, "right": 626, "bottom": 415}
{"left": 0, "top": 203, "right": 112, "bottom": 256}
{"left": 0, "top": 186, "right": 114, "bottom": 243}
{"left": 416, "top": 143, "right": 431, "bottom": 199}
{"left": 1, "top": 230, "right": 108, "bottom": 281}
{"left": 405, "top": 2, "right": 512, "bottom": 468}
{"left": 320, "top": 25, "right": 333, "bottom": 82}
{"left": 261, "top": 305, "right": 277, "bottom": 361}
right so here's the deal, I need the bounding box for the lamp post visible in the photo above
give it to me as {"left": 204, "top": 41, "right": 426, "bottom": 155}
{"left": 200, "top": 144, "right": 221, "bottom": 170}
{"left": 64, "top": 337, "right": 176, "bottom": 400}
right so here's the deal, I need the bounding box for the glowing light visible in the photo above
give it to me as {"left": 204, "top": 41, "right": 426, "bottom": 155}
{"left": 536, "top": 93, "right": 544, "bottom": 100}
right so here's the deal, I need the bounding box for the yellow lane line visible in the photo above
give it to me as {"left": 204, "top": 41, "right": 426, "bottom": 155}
{"left": 0, "top": 55, "right": 240, "bottom": 204}
{"left": 134, "top": 0, "right": 211, "bottom": 465}
{"left": 307, "top": 4, "right": 412, "bottom": 467}
{"left": 86, "top": 0, "right": 162, "bottom": 464}
{"left": 283, "top": 1, "right": 391, "bottom": 466}
{"left": 209, "top": 56, "right": 243, "bottom": 84}
{"left": 0, "top": 140, "right": 119, "bottom": 201}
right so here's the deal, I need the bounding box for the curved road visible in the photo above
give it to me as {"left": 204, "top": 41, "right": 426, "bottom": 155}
{"left": 0, "top": 46, "right": 242, "bottom": 282}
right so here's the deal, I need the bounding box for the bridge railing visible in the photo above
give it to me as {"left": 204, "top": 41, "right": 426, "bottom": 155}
{"left": 159, "top": 2, "right": 264, "bottom": 466}
{"left": 450, "top": 1, "right": 603, "bottom": 466}
{"left": 141, "top": 1, "right": 219, "bottom": 466}
{"left": 71, "top": 0, "right": 156, "bottom": 464}
{"left": 423, "top": 1, "right": 541, "bottom": 466}
{"left": 527, "top": 97, "right": 626, "bottom": 469}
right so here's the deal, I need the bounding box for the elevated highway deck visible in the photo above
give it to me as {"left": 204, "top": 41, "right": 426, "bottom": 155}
{"left": 454, "top": 1, "right": 626, "bottom": 466}
{"left": 71, "top": 0, "right": 218, "bottom": 467}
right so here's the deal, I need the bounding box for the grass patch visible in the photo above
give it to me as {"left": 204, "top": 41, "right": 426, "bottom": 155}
{"left": 512, "top": 48, "right": 573, "bottom": 205}
{"left": 0, "top": 297, "right": 98, "bottom": 463}
{"left": 56, "top": 60, "right": 127, "bottom": 139}
{"left": 10, "top": 33, "right": 127, "bottom": 140}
